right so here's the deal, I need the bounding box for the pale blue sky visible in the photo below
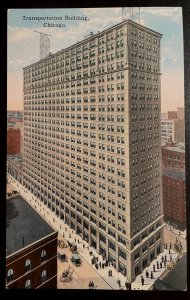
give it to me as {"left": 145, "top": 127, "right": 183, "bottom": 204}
{"left": 7, "top": 8, "right": 184, "bottom": 111}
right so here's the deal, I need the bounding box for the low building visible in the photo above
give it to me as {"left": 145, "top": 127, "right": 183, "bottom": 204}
{"left": 7, "top": 128, "right": 21, "bottom": 155}
{"left": 7, "top": 155, "right": 23, "bottom": 184}
{"left": 6, "top": 196, "right": 58, "bottom": 289}
{"left": 177, "top": 107, "right": 184, "bottom": 119}
{"left": 162, "top": 142, "right": 185, "bottom": 170}
{"left": 161, "top": 119, "right": 185, "bottom": 143}
{"left": 153, "top": 253, "right": 187, "bottom": 291}
{"left": 167, "top": 111, "right": 178, "bottom": 120}
{"left": 162, "top": 169, "right": 186, "bottom": 227}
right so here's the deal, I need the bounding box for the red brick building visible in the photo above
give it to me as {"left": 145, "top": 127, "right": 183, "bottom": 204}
{"left": 7, "top": 128, "right": 21, "bottom": 155}
{"left": 6, "top": 196, "right": 57, "bottom": 289}
{"left": 162, "top": 143, "right": 185, "bottom": 170}
{"left": 168, "top": 111, "right": 178, "bottom": 120}
{"left": 163, "top": 169, "right": 186, "bottom": 227}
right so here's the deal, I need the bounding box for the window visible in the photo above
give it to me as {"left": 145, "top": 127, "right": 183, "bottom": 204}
{"left": 7, "top": 269, "right": 14, "bottom": 282}
{"left": 41, "top": 250, "right": 46, "bottom": 262}
{"left": 41, "top": 270, "right": 47, "bottom": 283}
{"left": 25, "top": 259, "right": 31, "bottom": 271}
{"left": 25, "top": 279, "right": 32, "bottom": 289}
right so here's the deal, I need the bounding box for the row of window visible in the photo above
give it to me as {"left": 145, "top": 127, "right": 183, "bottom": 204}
{"left": 7, "top": 271, "right": 47, "bottom": 288}
{"left": 6, "top": 250, "right": 46, "bottom": 282}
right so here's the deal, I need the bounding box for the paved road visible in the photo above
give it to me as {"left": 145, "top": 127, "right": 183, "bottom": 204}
{"left": 57, "top": 234, "right": 112, "bottom": 290}
{"left": 163, "top": 227, "right": 186, "bottom": 252}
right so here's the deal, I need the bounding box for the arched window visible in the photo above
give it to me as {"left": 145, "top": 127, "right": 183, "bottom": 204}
{"left": 25, "top": 279, "right": 31, "bottom": 289}
{"left": 41, "top": 270, "right": 47, "bottom": 283}
{"left": 25, "top": 259, "right": 31, "bottom": 272}
{"left": 40, "top": 250, "right": 46, "bottom": 262}
{"left": 7, "top": 269, "right": 14, "bottom": 282}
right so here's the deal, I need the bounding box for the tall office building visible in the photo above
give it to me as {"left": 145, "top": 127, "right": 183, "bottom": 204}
{"left": 23, "top": 19, "right": 163, "bottom": 282}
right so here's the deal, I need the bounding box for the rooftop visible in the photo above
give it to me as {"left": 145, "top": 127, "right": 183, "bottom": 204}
{"left": 6, "top": 196, "right": 54, "bottom": 256}
{"left": 23, "top": 19, "right": 162, "bottom": 70}
{"left": 163, "top": 168, "right": 185, "bottom": 180}
{"left": 153, "top": 253, "right": 187, "bottom": 291}
{"left": 164, "top": 146, "right": 185, "bottom": 153}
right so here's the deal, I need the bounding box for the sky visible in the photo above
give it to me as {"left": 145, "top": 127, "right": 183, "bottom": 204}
{"left": 7, "top": 8, "right": 184, "bottom": 112}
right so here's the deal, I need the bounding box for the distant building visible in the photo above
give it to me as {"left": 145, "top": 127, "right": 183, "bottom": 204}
{"left": 177, "top": 107, "right": 184, "bottom": 119}
{"left": 161, "top": 119, "right": 185, "bottom": 143}
{"left": 6, "top": 196, "right": 57, "bottom": 289}
{"left": 7, "top": 128, "right": 21, "bottom": 155}
{"left": 7, "top": 111, "right": 23, "bottom": 121}
{"left": 7, "top": 111, "right": 23, "bottom": 154}
{"left": 163, "top": 168, "right": 186, "bottom": 227}
{"left": 167, "top": 111, "right": 178, "bottom": 120}
{"left": 7, "top": 155, "right": 23, "bottom": 184}
{"left": 162, "top": 142, "right": 185, "bottom": 170}
{"left": 161, "top": 113, "right": 168, "bottom": 120}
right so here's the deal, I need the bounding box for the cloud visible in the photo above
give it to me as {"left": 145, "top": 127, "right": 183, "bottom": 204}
{"left": 7, "top": 7, "right": 184, "bottom": 111}
{"left": 8, "top": 27, "right": 35, "bottom": 42}
{"left": 141, "top": 7, "right": 182, "bottom": 23}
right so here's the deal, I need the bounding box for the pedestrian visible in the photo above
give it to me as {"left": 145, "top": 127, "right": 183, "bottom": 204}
{"left": 165, "top": 254, "right": 167, "bottom": 261}
{"left": 96, "top": 257, "right": 99, "bottom": 262}
{"left": 83, "top": 243, "right": 85, "bottom": 249}
{"left": 108, "top": 270, "right": 110, "bottom": 276}
{"left": 169, "top": 248, "right": 170, "bottom": 254}
{"left": 164, "top": 260, "right": 166, "bottom": 267}
{"left": 170, "top": 242, "right": 172, "bottom": 249}
{"left": 160, "top": 262, "right": 162, "bottom": 268}
{"left": 151, "top": 271, "right": 153, "bottom": 279}
{"left": 110, "top": 270, "right": 112, "bottom": 276}
{"left": 141, "top": 276, "right": 144, "bottom": 286}
{"left": 78, "top": 239, "right": 79, "bottom": 243}
{"left": 166, "top": 243, "right": 168, "bottom": 250}
{"left": 170, "top": 255, "right": 172, "bottom": 262}
{"left": 99, "top": 262, "right": 102, "bottom": 269}
{"left": 102, "top": 263, "right": 104, "bottom": 269}
{"left": 145, "top": 270, "right": 149, "bottom": 278}
{"left": 117, "top": 278, "right": 121, "bottom": 287}
{"left": 153, "top": 264, "right": 155, "bottom": 272}
{"left": 156, "top": 261, "right": 159, "bottom": 269}
{"left": 161, "top": 255, "right": 164, "bottom": 262}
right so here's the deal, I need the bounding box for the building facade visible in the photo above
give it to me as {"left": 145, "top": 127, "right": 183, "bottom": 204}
{"left": 161, "top": 119, "right": 185, "bottom": 143}
{"left": 7, "top": 155, "right": 23, "bottom": 184}
{"left": 7, "top": 128, "right": 21, "bottom": 155}
{"left": 163, "top": 169, "right": 186, "bottom": 227}
{"left": 6, "top": 196, "right": 57, "bottom": 289}
{"left": 23, "top": 20, "right": 163, "bottom": 282}
{"left": 162, "top": 142, "right": 185, "bottom": 170}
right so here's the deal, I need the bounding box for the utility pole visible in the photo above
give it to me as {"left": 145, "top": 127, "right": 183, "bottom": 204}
{"left": 34, "top": 31, "right": 52, "bottom": 60}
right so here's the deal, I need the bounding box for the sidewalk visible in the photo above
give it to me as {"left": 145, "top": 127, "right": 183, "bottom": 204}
{"left": 7, "top": 174, "right": 181, "bottom": 290}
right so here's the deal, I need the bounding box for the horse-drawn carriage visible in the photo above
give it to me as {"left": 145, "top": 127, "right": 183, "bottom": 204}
{"left": 59, "top": 267, "right": 73, "bottom": 282}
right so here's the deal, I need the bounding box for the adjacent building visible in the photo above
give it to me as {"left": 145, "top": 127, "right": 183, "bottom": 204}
{"left": 22, "top": 19, "right": 163, "bottom": 282}
{"left": 162, "top": 142, "right": 185, "bottom": 170}
{"left": 177, "top": 107, "right": 184, "bottom": 119}
{"left": 7, "top": 111, "right": 23, "bottom": 154}
{"left": 7, "top": 155, "right": 23, "bottom": 184}
{"left": 6, "top": 196, "right": 57, "bottom": 289}
{"left": 7, "top": 128, "right": 21, "bottom": 155}
{"left": 162, "top": 168, "right": 186, "bottom": 227}
{"left": 161, "top": 118, "right": 185, "bottom": 143}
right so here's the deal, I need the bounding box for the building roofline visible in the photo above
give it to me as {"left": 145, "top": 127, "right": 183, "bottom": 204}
{"left": 6, "top": 231, "right": 57, "bottom": 259}
{"left": 23, "top": 19, "right": 162, "bottom": 70}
